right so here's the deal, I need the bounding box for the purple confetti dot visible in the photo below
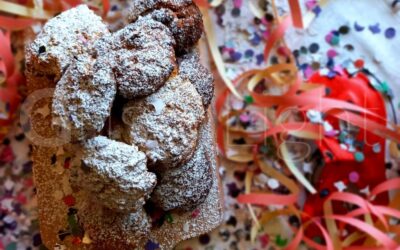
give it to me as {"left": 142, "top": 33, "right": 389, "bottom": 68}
{"left": 33, "top": 233, "right": 42, "bottom": 247}
{"left": 111, "top": 5, "right": 118, "bottom": 11}
{"left": 256, "top": 54, "right": 264, "bottom": 65}
{"left": 13, "top": 203, "right": 22, "bottom": 215}
{"left": 145, "top": 240, "right": 160, "bottom": 250}
{"left": 226, "top": 182, "right": 241, "bottom": 198}
{"left": 23, "top": 161, "right": 33, "bottom": 174}
{"left": 354, "top": 22, "right": 365, "bottom": 32}
{"left": 349, "top": 171, "right": 360, "bottom": 183}
{"left": 385, "top": 27, "right": 396, "bottom": 39}
{"left": 6, "top": 220, "right": 17, "bottom": 230}
{"left": 327, "top": 69, "right": 336, "bottom": 78}
{"left": 230, "top": 51, "right": 242, "bottom": 62}
{"left": 368, "top": 23, "right": 381, "bottom": 34}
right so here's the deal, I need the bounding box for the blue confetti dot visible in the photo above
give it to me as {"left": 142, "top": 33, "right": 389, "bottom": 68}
{"left": 385, "top": 27, "right": 396, "bottom": 39}
{"left": 312, "top": 6, "right": 322, "bottom": 16}
{"left": 300, "top": 63, "right": 309, "bottom": 70}
{"left": 326, "top": 58, "right": 335, "bottom": 68}
{"left": 33, "top": 233, "right": 42, "bottom": 247}
{"left": 256, "top": 54, "right": 264, "bottom": 65}
{"left": 354, "top": 22, "right": 365, "bottom": 32}
{"left": 250, "top": 32, "right": 262, "bottom": 46}
{"left": 145, "top": 240, "right": 160, "bottom": 250}
{"left": 368, "top": 23, "right": 381, "bottom": 34}
{"left": 230, "top": 51, "right": 242, "bottom": 62}
{"left": 244, "top": 49, "right": 254, "bottom": 58}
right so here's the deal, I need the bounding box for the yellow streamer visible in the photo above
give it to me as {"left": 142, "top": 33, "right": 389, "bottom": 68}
{"left": 0, "top": 0, "right": 55, "bottom": 19}
{"left": 201, "top": 9, "right": 243, "bottom": 100}
{"left": 280, "top": 143, "right": 316, "bottom": 194}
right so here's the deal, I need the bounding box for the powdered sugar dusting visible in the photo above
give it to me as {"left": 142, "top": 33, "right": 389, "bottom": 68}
{"left": 26, "top": 5, "right": 109, "bottom": 82}
{"left": 71, "top": 136, "right": 157, "bottom": 213}
{"left": 152, "top": 123, "right": 214, "bottom": 211}
{"left": 123, "top": 76, "right": 205, "bottom": 169}
{"left": 178, "top": 48, "right": 215, "bottom": 108}
{"left": 108, "top": 17, "right": 176, "bottom": 99}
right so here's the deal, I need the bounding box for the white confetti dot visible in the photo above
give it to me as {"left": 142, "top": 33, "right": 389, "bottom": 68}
{"left": 267, "top": 178, "right": 279, "bottom": 189}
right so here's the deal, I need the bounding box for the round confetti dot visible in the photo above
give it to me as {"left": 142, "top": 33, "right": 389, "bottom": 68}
{"left": 226, "top": 216, "right": 237, "bottom": 227}
{"left": 219, "top": 229, "right": 231, "bottom": 242}
{"left": 327, "top": 49, "right": 338, "bottom": 58}
{"left": 354, "top": 151, "right": 365, "bottom": 162}
{"left": 244, "top": 49, "right": 254, "bottom": 58}
{"left": 267, "top": 178, "right": 279, "bottom": 189}
{"left": 311, "top": 61, "right": 321, "bottom": 70}
{"left": 339, "top": 25, "right": 350, "bottom": 34}
{"left": 230, "top": 51, "right": 242, "bottom": 61}
{"left": 199, "top": 234, "right": 210, "bottom": 245}
{"left": 354, "top": 59, "right": 364, "bottom": 69}
{"left": 326, "top": 58, "right": 335, "bottom": 68}
{"left": 215, "top": 5, "right": 225, "bottom": 16}
{"left": 300, "top": 46, "right": 308, "bottom": 54}
{"left": 313, "top": 236, "right": 323, "bottom": 244}
{"left": 231, "top": 7, "right": 241, "bottom": 17}
{"left": 372, "top": 143, "right": 381, "bottom": 153}
{"left": 253, "top": 17, "right": 262, "bottom": 25}
{"left": 244, "top": 95, "right": 254, "bottom": 104}
{"left": 385, "top": 27, "right": 396, "bottom": 39}
{"left": 309, "top": 43, "right": 320, "bottom": 53}
{"left": 325, "top": 87, "right": 332, "bottom": 96}
{"left": 293, "top": 49, "right": 300, "bottom": 58}
{"left": 325, "top": 33, "right": 333, "bottom": 44}
{"left": 331, "top": 35, "right": 340, "bottom": 45}
{"left": 289, "top": 216, "right": 300, "bottom": 227}
{"left": 256, "top": 54, "right": 264, "bottom": 65}
{"left": 270, "top": 56, "right": 279, "bottom": 64}
{"left": 239, "top": 113, "right": 250, "bottom": 123}
{"left": 265, "top": 13, "right": 274, "bottom": 22}
{"left": 344, "top": 44, "right": 354, "bottom": 51}
{"left": 319, "top": 188, "right": 330, "bottom": 198}
{"left": 349, "top": 171, "right": 360, "bottom": 183}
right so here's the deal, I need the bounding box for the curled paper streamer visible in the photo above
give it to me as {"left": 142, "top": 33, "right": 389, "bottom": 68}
{"left": 0, "top": 31, "right": 21, "bottom": 141}
{"left": 203, "top": 0, "right": 400, "bottom": 248}
{"left": 0, "top": 0, "right": 55, "bottom": 19}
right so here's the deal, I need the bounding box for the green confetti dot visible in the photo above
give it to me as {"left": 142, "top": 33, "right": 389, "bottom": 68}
{"left": 275, "top": 235, "right": 288, "bottom": 247}
{"left": 6, "top": 243, "right": 17, "bottom": 250}
{"left": 244, "top": 95, "right": 254, "bottom": 104}
{"left": 313, "top": 236, "right": 322, "bottom": 244}
{"left": 354, "top": 151, "right": 365, "bottom": 162}
{"left": 260, "top": 145, "right": 269, "bottom": 154}
{"left": 331, "top": 35, "right": 340, "bottom": 45}
{"left": 166, "top": 213, "right": 173, "bottom": 224}
{"left": 68, "top": 214, "right": 83, "bottom": 237}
